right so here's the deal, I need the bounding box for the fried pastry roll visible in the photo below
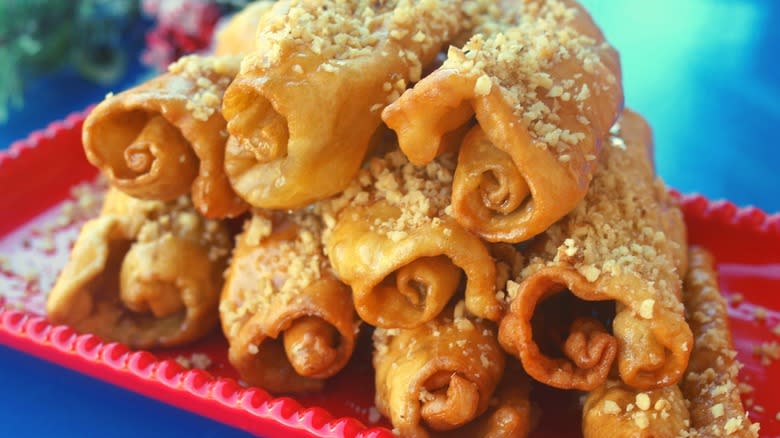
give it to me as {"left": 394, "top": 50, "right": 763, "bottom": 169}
{"left": 441, "top": 361, "right": 534, "bottom": 438}
{"left": 46, "top": 189, "right": 232, "bottom": 349}
{"left": 83, "top": 55, "right": 247, "bottom": 218}
{"left": 382, "top": 0, "right": 622, "bottom": 242}
{"left": 428, "top": 242, "right": 527, "bottom": 438}
{"left": 323, "top": 151, "right": 500, "bottom": 328}
{"left": 222, "top": 0, "right": 473, "bottom": 209}
{"left": 681, "top": 247, "right": 759, "bottom": 437}
{"left": 213, "top": 1, "right": 275, "bottom": 55}
{"left": 498, "top": 110, "right": 692, "bottom": 390}
{"left": 513, "top": 289, "right": 618, "bottom": 392}
{"left": 374, "top": 303, "right": 506, "bottom": 437}
{"left": 220, "top": 212, "right": 359, "bottom": 393}
{"left": 582, "top": 380, "right": 690, "bottom": 438}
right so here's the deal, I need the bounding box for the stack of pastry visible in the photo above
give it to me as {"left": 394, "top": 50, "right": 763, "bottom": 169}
{"left": 48, "top": 1, "right": 759, "bottom": 437}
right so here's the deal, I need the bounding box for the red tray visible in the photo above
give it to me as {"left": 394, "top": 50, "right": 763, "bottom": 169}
{"left": 1, "top": 109, "right": 779, "bottom": 438}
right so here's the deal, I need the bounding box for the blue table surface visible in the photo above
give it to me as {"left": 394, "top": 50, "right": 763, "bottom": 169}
{"left": 1, "top": 1, "right": 779, "bottom": 437}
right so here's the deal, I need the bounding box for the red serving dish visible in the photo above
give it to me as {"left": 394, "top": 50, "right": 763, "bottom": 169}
{"left": 1, "top": 109, "right": 779, "bottom": 438}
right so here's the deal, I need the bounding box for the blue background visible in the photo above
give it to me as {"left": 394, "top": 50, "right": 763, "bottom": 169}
{"left": 1, "top": 1, "right": 779, "bottom": 437}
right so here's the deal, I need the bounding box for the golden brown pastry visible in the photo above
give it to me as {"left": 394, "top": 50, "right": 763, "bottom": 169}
{"left": 513, "top": 288, "right": 618, "bottom": 392}
{"left": 382, "top": 0, "right": 622, "bottom": 243}
{"left": 322, "top": 150, "right": 500, "bottom": 328}
{"left": 582, "top": 380, "right": 690, "bottom": 438}
{"left": 83, "top": 55, "right": 247, "bottom": 218}
{"left": 498, "top": 110, "right": 692, "bottom": 391}
{"left": 681, "top": 247, "right": 759, "bottom": 437}
{"left": 213, "top": 1, "right": 275, "bottom": 55}
{"left": 440, "top": 361, "right": 534, "bottom": 438}
{"left": 220, "top": 211, "right": 359, "bottom": 393}
{"left": 436, "top": 246, "right": 534, "bottom": 438}
{"left": 222, "top": 0, "right": 479, "bottom": 209}
{"left": 47, "top": 189, "right": 232, "bottom": 349}
{"left": 373, "top": 302, "right": 506, "bottom": 437}
{"left": 429, "top": 247, "right": 532, "bottom": 438}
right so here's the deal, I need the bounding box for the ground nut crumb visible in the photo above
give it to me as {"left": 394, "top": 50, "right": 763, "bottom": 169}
{"left": 639, "top": 299, "right": 655, "bottom": 319}
{"left": 632, "top": 411, "right": 649, "bottom": 429}
{"left": 602, "top": 400, "right": 620, "bottom": 414}
{"left": 175, "top": 356, "right": 191, "bottom": 369}
{"left": 654, "top": 399, "right": 670, "bottom": 411}
{"left": 455, "top": 318, "right": 475, "bottom": 332}
{"left": 579, "top": 264, "right": 601, "bottom": 282}
{"left": 474, "top": 74, "right": 492, "bottom": 95}
{"left": 190, "top": 353, "right": 212, "bottom": 369}
{"left": 506, "top": 280, "right": 521, "bottom": 301}
{"left": 175, "top": 353, "right": 212, "bottom": 370}
{"left": 635, "top": 393, "right": 651, "bottom": 411}
{"left": 368, "top": 407, "right": 381, "bottom": 423}
{"left": 724, "top": 417, "right": 743, "bottom": 434}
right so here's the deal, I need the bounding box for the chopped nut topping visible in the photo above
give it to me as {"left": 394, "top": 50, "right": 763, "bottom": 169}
{"left": 639, "top": 299, "right": 655, "bottom": 319}
{"left": 602, "top": 400, "right": 620, "bottom": 414}
{"left": 724, "top": 417, "right": 743, "bottom": 434}
{"left": 635, "top": 393, "right": 651, "bottom": 411}
{"left": 474, "top": 74, "right": 492, "bottom": 96}
{"left": 169, "top": 55, "right": 240, "bottom": 121}
{"left": 632, "top": 411, "right": 649, "bottom": 430}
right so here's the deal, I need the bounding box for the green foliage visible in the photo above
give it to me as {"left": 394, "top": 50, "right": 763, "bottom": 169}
{"left": 0, "top": 0, "right": 141, "bottom": 122}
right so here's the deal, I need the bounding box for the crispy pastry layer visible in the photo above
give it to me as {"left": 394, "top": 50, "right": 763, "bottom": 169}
{"left": 374, "top": 303, "right": 505, "bottom": 437}
{"left": 222, "top": 0, "right": 477, "bottom": 208}
{"left": 499, "top": 110, "right": 691, "bottom": 390}
{"left": 83, "top": 55, "right": 247, "bottom": 218}
{"left": 220, "top": 211, "right": 358, "bottom": 393}
{"left": 582, "top": 380, "right": 690, "bottom": 438}
{"left": 323, "top": 150, "right": 500, "bottom": 328}
{"left": 382, "top": 0, "right": 622, "bottom": 242}
{"left": 47, "top": 189, "right": 232, "bottom": 348}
